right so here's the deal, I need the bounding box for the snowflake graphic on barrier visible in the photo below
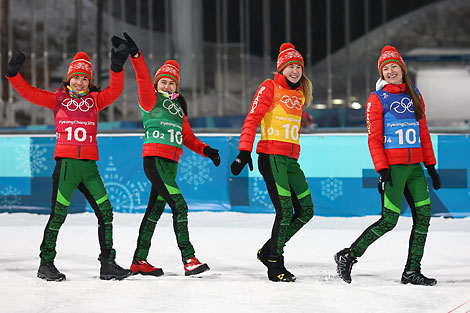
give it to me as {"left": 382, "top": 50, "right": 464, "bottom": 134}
{"left": 177, "top": 154, "right": 212, "bottom": 191}
{"left": 251, "top": 177, "right": 274, "bottom": 210}
{"left": 321, "top": 177, "right": 343, "bottom": 201}
{"left": 15, "top": 143, "right": 48, "bottom": 177}
{"left": 0, "top": 185, "right": 21, "bottom": 209}
{"left": 102, "top": 156, "right": 148, "bottom": 213}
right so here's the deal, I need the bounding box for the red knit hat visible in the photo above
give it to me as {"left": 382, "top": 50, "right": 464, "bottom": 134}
{"left": 277, "top": 43, "right": 304, "bottom": 73}
{"left": 377, "top": 45, "right": 406, "bottom": 77}
{"left": 154, "top": 60, "right": 180, "bottom": 89}
{"left": 67, "top": 52, "right": 93, "bottom": 82}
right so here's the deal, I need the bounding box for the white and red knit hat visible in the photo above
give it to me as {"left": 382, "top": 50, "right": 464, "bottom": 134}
{"left": 277, "top": 43, "right": 304, "bottom": 73}
{"left": 377, "top": 45, "right": 407, "bottom": 77}
{"left": 154, "top": 60, "right": 180, "bottom": 89}
{"left": 66, "top": 52, "right": 93, "bottom": 82}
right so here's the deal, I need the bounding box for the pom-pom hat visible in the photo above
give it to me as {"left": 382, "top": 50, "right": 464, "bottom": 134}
{"left": 377, "top": 45, "right": 407, "bottom": 77}
{"left": 277, "top": 43, "right": 304, "bottom": 73}
{"left": 67, "top": 52, "right": 93, "bottom": 82}
{"left": 154, "top": 60, "right": 180, "bottom": 89}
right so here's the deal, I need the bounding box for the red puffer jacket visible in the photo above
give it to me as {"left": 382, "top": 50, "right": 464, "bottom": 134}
{"left": 7, "top": 70, "right": 124, "bottom": 160}
{"left": 238, "top": 73, "right": 301, "bottom": 159}
{"left": 366, "top": 83, "right": 436, "bottom": 172}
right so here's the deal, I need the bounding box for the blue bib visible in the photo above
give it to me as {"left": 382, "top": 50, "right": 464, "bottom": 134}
{"left": 372, "top": 88, "right": 421, "bottom": 149}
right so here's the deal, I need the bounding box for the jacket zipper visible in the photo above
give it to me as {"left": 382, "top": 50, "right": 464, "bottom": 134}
{"left": 408, "top": 147, "right": 411, "bottom": 164}
{"left": 78, "top": 145, "right": 81, "bottom": 159}
{"left": 290, "top": 143, "right": 294, "bottom": 158}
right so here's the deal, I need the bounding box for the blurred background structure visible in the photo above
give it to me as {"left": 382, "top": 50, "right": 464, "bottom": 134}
{"left": 0, "top": 0, "right": 469, "bottom": 130}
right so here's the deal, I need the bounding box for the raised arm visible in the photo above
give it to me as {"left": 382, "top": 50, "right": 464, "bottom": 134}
{"left": 112, "top": 32, "right": 156, "bottom": 112}
{"left": 96, "top": 42, "right": 130, "bottom": 111}
{"left": 5, "top": 51, "right": 56, "bottom": 110}
{"left": 130, "top": 54, "right": 157, "bottom": 112}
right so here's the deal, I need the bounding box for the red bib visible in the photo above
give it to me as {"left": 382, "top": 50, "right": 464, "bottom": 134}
{"left": 54, "top": 90, "right": 98, "bottom": 147}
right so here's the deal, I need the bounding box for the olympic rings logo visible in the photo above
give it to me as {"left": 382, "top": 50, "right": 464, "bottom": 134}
{"left": 390, "top": 97, "right": 414, "bottom": 114}
{"left": 62, "top": 98, "right": 95, "bottom": 112}
{"left": 163, "top": 99, "right": 184, "bottom": 118}
{"left": 280, "top": 95, "right": 303, "bottom": 110}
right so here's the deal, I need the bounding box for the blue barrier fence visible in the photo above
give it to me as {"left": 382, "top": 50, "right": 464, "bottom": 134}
{"left": 0, "top": 133, "right": 469, "bottom": 217}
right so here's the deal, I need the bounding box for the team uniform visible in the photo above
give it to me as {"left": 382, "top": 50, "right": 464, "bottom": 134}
{"left": 6, "top": 50, "right": 132, "bottom": 281}
{"left": 236, "top": 55, "right": 314, "bottom": 281}
{"left": 352, "top": 83, "right": 434, "bottom": 269}
{"left": 128, "top": 54, "right": 212, "bottom": 276}
{"left": 335, "top": 45, "right": 439, "bottom": 286}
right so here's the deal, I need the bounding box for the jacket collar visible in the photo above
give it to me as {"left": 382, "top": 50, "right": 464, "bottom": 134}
{"left": 274, "top": 73, "right": 301, "bottom": 90}
{"left": 382, "top": 82, "right": 407, "bottom": 94}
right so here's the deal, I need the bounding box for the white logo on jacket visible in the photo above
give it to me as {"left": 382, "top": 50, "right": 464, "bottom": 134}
{"left": 163, "top": 99, "right": 184, "bottom": 118}
{"left": 390, "top": 97, "right": 414, "bottom": 114}
{"left": 61, "top": 97, "right": 95, "bottom": 112}
{"left": 279, "top": 95, "right": 303, "bottom": 110}
{"left": 250, "top": 86, "right": 266, "bottom": 113}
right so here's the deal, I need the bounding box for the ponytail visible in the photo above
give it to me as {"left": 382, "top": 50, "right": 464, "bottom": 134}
{"left": 403, "top": 72, "right": 423, "bottom": 120}
{"left": 300, "top": 73, "right": 313, "bottom": 107}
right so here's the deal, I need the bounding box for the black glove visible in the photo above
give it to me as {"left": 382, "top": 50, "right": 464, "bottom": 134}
{"left": 110, "top": 43, "right": 130, "bottom": 72}
{"left": 231, "top": 150, "right": 253, "bottom": 176}
{"left": 378, "top": 168, "right": 393, "bottom": 194}
{"left": 426, "top": 165, "right": 441, "bottom": 190}
{"left": 112, "top": 32, "right": 139, "bottom": 57}
{"left": 5, "top": 51, "right": 25, "bottom": 77}
{"left": 203, "top": 146, "right": 220, "bottom": 167}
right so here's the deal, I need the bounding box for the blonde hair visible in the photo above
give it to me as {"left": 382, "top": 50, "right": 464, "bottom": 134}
{"left": 300, "top": 73, "right": 313, "bottom": 107}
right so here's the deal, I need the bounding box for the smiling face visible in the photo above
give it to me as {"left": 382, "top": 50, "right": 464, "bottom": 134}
{"left": 282, "top": 64, "right": 303, "bottom": 84}
{"left": 382, "top": 63, "right": 403, "bottom": 85}
{"left": 68, "top": 75, "right": 90, "bottom": 92}
{"left": 156, "top": 77, "right": 177, "bottom": 93}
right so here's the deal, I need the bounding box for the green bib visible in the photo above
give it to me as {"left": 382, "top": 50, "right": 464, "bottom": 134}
{"left": 141, "top": 92, "right": 184, "bottom": 148}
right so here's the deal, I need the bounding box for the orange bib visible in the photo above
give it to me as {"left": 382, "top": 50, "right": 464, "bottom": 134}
{"left": 260, "top": 81, "right": 304, "bottom": 144}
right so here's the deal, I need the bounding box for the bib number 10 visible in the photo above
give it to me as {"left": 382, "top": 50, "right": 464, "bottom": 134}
{"left": 64, "top": 126, "right": 91, "bottom": 142}
{"left": 264, "top": 123, "right": 299, "bottom": 140}
{"left": 146, "top": 129, "right": 182, "bottom": 145}
{"left": 394, "top": 128, "right": 417, "bottom": 145}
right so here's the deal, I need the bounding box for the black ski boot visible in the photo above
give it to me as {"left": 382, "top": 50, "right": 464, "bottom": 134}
{"left": 334, "top": 248, "right": 357, "bottom": 284}
{"left": 37, "top": 259, "right": 66, "bottom": 281}
{"left": 266, "top": 255, "right": 296, "bottom": 282}
{"left": 99, "top": 257, "right": 133, "bottom": 280}
{"left": 401, "top": 268, "right": 437, "bottom": 286}
{"left": 257, "top": 239, "right": 271, "bottom": 267}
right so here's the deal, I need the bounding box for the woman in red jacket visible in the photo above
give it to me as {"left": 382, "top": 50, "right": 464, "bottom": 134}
{"left": 112, "top": 33, "right": 220, "bottom": 277}
{"left": 5, "top": 44, "right": 133, "bottom": 281}
{"left": 231, "top": 43, "right": 314, "bottom": 282}
{"left": 335, "top": 45, "right": 441, "bottom": 286}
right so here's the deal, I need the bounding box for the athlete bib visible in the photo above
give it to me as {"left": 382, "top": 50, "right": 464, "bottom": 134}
{"left": 373, "top": 88, "right": 421, "bottom": 149}
{"left": 54, "top": 90, "right": 98, "bottom": 146}
{"left": 260, "top": 81, "right": 304, "bottom": 145}
{"left": 142, "top": 91, "right": 184, "bottom": 148}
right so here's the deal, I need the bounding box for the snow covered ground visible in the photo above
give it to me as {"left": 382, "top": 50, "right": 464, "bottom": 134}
{"left": 1, "top": 212, "right": 469, "bottom": 313}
